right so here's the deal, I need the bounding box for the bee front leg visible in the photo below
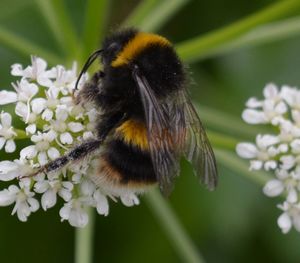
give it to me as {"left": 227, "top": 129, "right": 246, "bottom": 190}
{"left": 74, "top": 71, "right": 105, "bottom": 105}
{"left": 23, "top": 139, "right": 102, "bottom": 178}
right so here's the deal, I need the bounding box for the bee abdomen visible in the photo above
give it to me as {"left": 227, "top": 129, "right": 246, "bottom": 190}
{"left": 103, "top": 138, "right": 156, "bottom": 186}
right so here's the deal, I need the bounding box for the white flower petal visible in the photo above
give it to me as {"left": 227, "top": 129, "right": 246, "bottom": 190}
{"left": 287, "top": 188, "right": 298, "bottom": 203}
{"left": 27, "top": 197, "right": 39, "bottom": 212}
{"left": 34, "top": 181, "right": 49, "bottom": 193}
{"left": 264, "top": 161, "right": 277, "bottom": 171}
{"left": 1, "top": 112, "right": 12, "bottom": 127}
{"left": 42, "top": 109, "right": 53, "bottom": 121}
{"left": 280, "top": 155, "right": 295, "bottom": 170}
{"left": 25, "top": 124, "right": 36, "bottom": 135}
{"left": 68, "top": 122, "right": 84, "bottom": 132}
{"left": 256, "top": 134, "right": 279, "bottom": 149}
{"left": 69, "top": 208, "right": 88, "bottom": 228}
{"left": 60, "top": 132, "right": 73, "bottom": 144}
{"left": 246, "top": 97, "right": 263, "bottom": 108}
{"left": 292, "top": 214, "right": 300, "bottom": 232}
{"left": 236, "top": 143, "right": 257, "bottom": 159}
{"left": 46, "top": 130, "right": 57, "bottom": 142}
{"left": 94, "top": 190, "right": 109, "bottom": 216}
{"left": 292, "top": 110, "right": 300, "bottom": 124}
{"left": 59, "top": 203, "right": 71, "bottom": 221}
{"left": 263, "top": 83, "right": 278, "bottom": 99}
{"left": 249, "top": 160, "right": 263, "bottom": 170}
{"left": 59, "top": 188, "right": 72, "bottom": 202}
{"left": 277, "top": 212, "right": 292, "bottom": 234}
{"left": 0, "top": 137, "right": 5, "bottom": 150}
{"left": 120, "top": 194, "right": 140, "bottom": 207}
{"left": 37, "top": 75, "right": 53, "bottom": 87}
{"left": 20, "top": 145, "right": 37, "bottom": 160}
{"left": 291, "top": 139, "right": 300, "bottom": 154}
{"left": 38, "top": 152, "right": 48, "bottom": 165}
{"left": 15, "top": 102, "right": 28, "bottom": 120}
{"left": 263, "top": 179, "right": 284, "bottom": 197}
{"left": 11, "top": 63, "right": 24, "bottom": 76}
{"left": 274, "top": 101, "right": 287, "bottom": 115}
{"left": 280, "top": 85, "right": 296, "bottom": 106}
{"left": 47, "top": 147, "right": 60, "bottom": 160}
{"left": 0, "top": 161, "right": 19, "bottom": 181}
{"left": 31, "top": 98, "right": 46, "bottom": 114}
{"left": 242, "top": 109, "right": 267, "bottom": 124}
{"left": 41, "top": 189, "right": 57, "bottom": 210}
{"left": 80, "top": 179, "right": 95, "bottom": 196}
{"left": 0, "top": 188, "right": 16, "bottom": 206}
{"left": 0, "top": 90, "right": 17, "bottom": 105}
{"left": 5, "top": 139, "right": 16, "bottom": 153}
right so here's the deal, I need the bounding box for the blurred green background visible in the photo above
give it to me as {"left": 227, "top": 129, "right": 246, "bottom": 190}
{"left": 1, "top": 0, "right": 300, "bottom": 262}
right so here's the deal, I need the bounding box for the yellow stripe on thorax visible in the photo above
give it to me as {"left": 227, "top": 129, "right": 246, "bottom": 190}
{"left": 116, "top": 119, "right": 149, "bottom": 150}
{"left": 111, "top": 32, "right": 171, "bottom": 67}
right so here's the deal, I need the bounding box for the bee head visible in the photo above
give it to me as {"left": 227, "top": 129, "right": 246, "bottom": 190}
{"left": 101, "top": 28, "right": 138, "bottom": 67}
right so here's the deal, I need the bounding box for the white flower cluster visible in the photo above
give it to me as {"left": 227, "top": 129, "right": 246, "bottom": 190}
{"left": 0, "top": 56, "right": 139, "bottom": 227}
{"left": 236, "top": 83, "right": 300, "bottom": 234}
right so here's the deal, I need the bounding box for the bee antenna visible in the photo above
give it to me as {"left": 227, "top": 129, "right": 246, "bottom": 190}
{"left": 74, "top": 49, "right": 103, "bottom": 92}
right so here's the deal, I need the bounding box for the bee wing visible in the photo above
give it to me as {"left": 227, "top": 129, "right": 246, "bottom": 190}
{"left": 132, "top": 65, "right": 180, "bottom": 196}
{"left": 178, "top": 89, "right": 218, "bottom": 190}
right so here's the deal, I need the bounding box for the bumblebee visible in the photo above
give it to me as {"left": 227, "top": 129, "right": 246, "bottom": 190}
{"left": 36, "top": 28, "right": 218, "bottom": 196}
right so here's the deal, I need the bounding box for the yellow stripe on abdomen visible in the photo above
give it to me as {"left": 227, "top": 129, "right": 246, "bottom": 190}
{"left": 111, "top": 32, "right": 171, "bottom": 68}
{"left": 115, "top": 119, "right": 149, "bottom": 150}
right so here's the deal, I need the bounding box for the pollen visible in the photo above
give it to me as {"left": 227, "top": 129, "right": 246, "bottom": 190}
{"left": 111, "top": 32, "right": 171, "bottom": 67}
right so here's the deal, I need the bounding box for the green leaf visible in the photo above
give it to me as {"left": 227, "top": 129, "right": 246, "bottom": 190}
{"left": 177, "top": 0, "right": 300, "bottom": 63}
{"left": 207, "top": 130, "right": 238, "bottom": 151}
{"left": 201, "top": 16, "right": 300, "bottom": 60}
{"left": 81, "top": 0, "right": 110, "bottom": 62}
{"left": 196, "top": 105, "right": 271, "bottom": 140}
{"left": 124, "top": 0, "right": 191, "bottom": 32}
{"left": 123, "top": 0, "right": 161, "bottom": 28}
{"left": 35, "top": 0, "right": 80, "bottom": 60}
{"left": 0, "top": 25, "right": 61, "bottom": 65}
{"left": 0, "top": 0, "right": 31, "bottom": 20}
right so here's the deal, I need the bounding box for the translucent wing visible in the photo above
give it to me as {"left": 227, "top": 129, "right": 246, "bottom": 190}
{"left": 178, "top": 89, "right": 218, "bottom": 190}
{"left": 132, "top": 65, "right": 180, "bottom": 196}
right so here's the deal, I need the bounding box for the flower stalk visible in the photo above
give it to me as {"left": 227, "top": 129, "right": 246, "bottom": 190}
{"left": 146, "top": 189, "right": 205, "bottom": 263}
{"left": 75, "top": 207, "right": 95, "bottom": 263}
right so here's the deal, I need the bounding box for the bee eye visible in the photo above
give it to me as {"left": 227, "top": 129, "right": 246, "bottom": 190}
{"left": 108, "top": 42, "right": 121, "bottom": 52}
{"left": 102, "top": 42, "right": 122, "bottom": 65}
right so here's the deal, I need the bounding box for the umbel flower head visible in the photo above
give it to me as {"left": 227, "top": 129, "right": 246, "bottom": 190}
{"left": 237, "top": 83, "right": 300, "bottom": 234}
{"left": 0, "top": 56, "right": 139, "bottom": 227}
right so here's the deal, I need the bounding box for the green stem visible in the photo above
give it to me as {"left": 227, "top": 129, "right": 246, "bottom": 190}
{"left": 75, "top": 207, "right": 95, "bottom": 263}
{"left": 177, "top": 0, "right": 300, "bottom": 63}
{"left": 146, "top": 189, "right": 205, "bottom": 263}
{"left": 0, "top": 26, "right": 61, "bottom": 65}
{"left": 81, "top": 0, "right": 110, "bottom": 61}
{"left": 14, "top": 129, "right": 28, "bottom": 139}
{"left": 215, "top": 149, "right": 271, "bottom": 186}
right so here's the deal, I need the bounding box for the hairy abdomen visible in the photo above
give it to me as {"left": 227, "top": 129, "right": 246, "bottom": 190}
{"left": 90, "top": 119, "right": 156, "bottom": 194}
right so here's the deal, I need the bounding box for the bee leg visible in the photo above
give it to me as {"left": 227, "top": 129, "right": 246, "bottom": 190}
{"left": 20, "top": 139, "right": 102, "bottom": 179}
{"left": 74, "top": 71, "right": 105, "bottom": 105}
